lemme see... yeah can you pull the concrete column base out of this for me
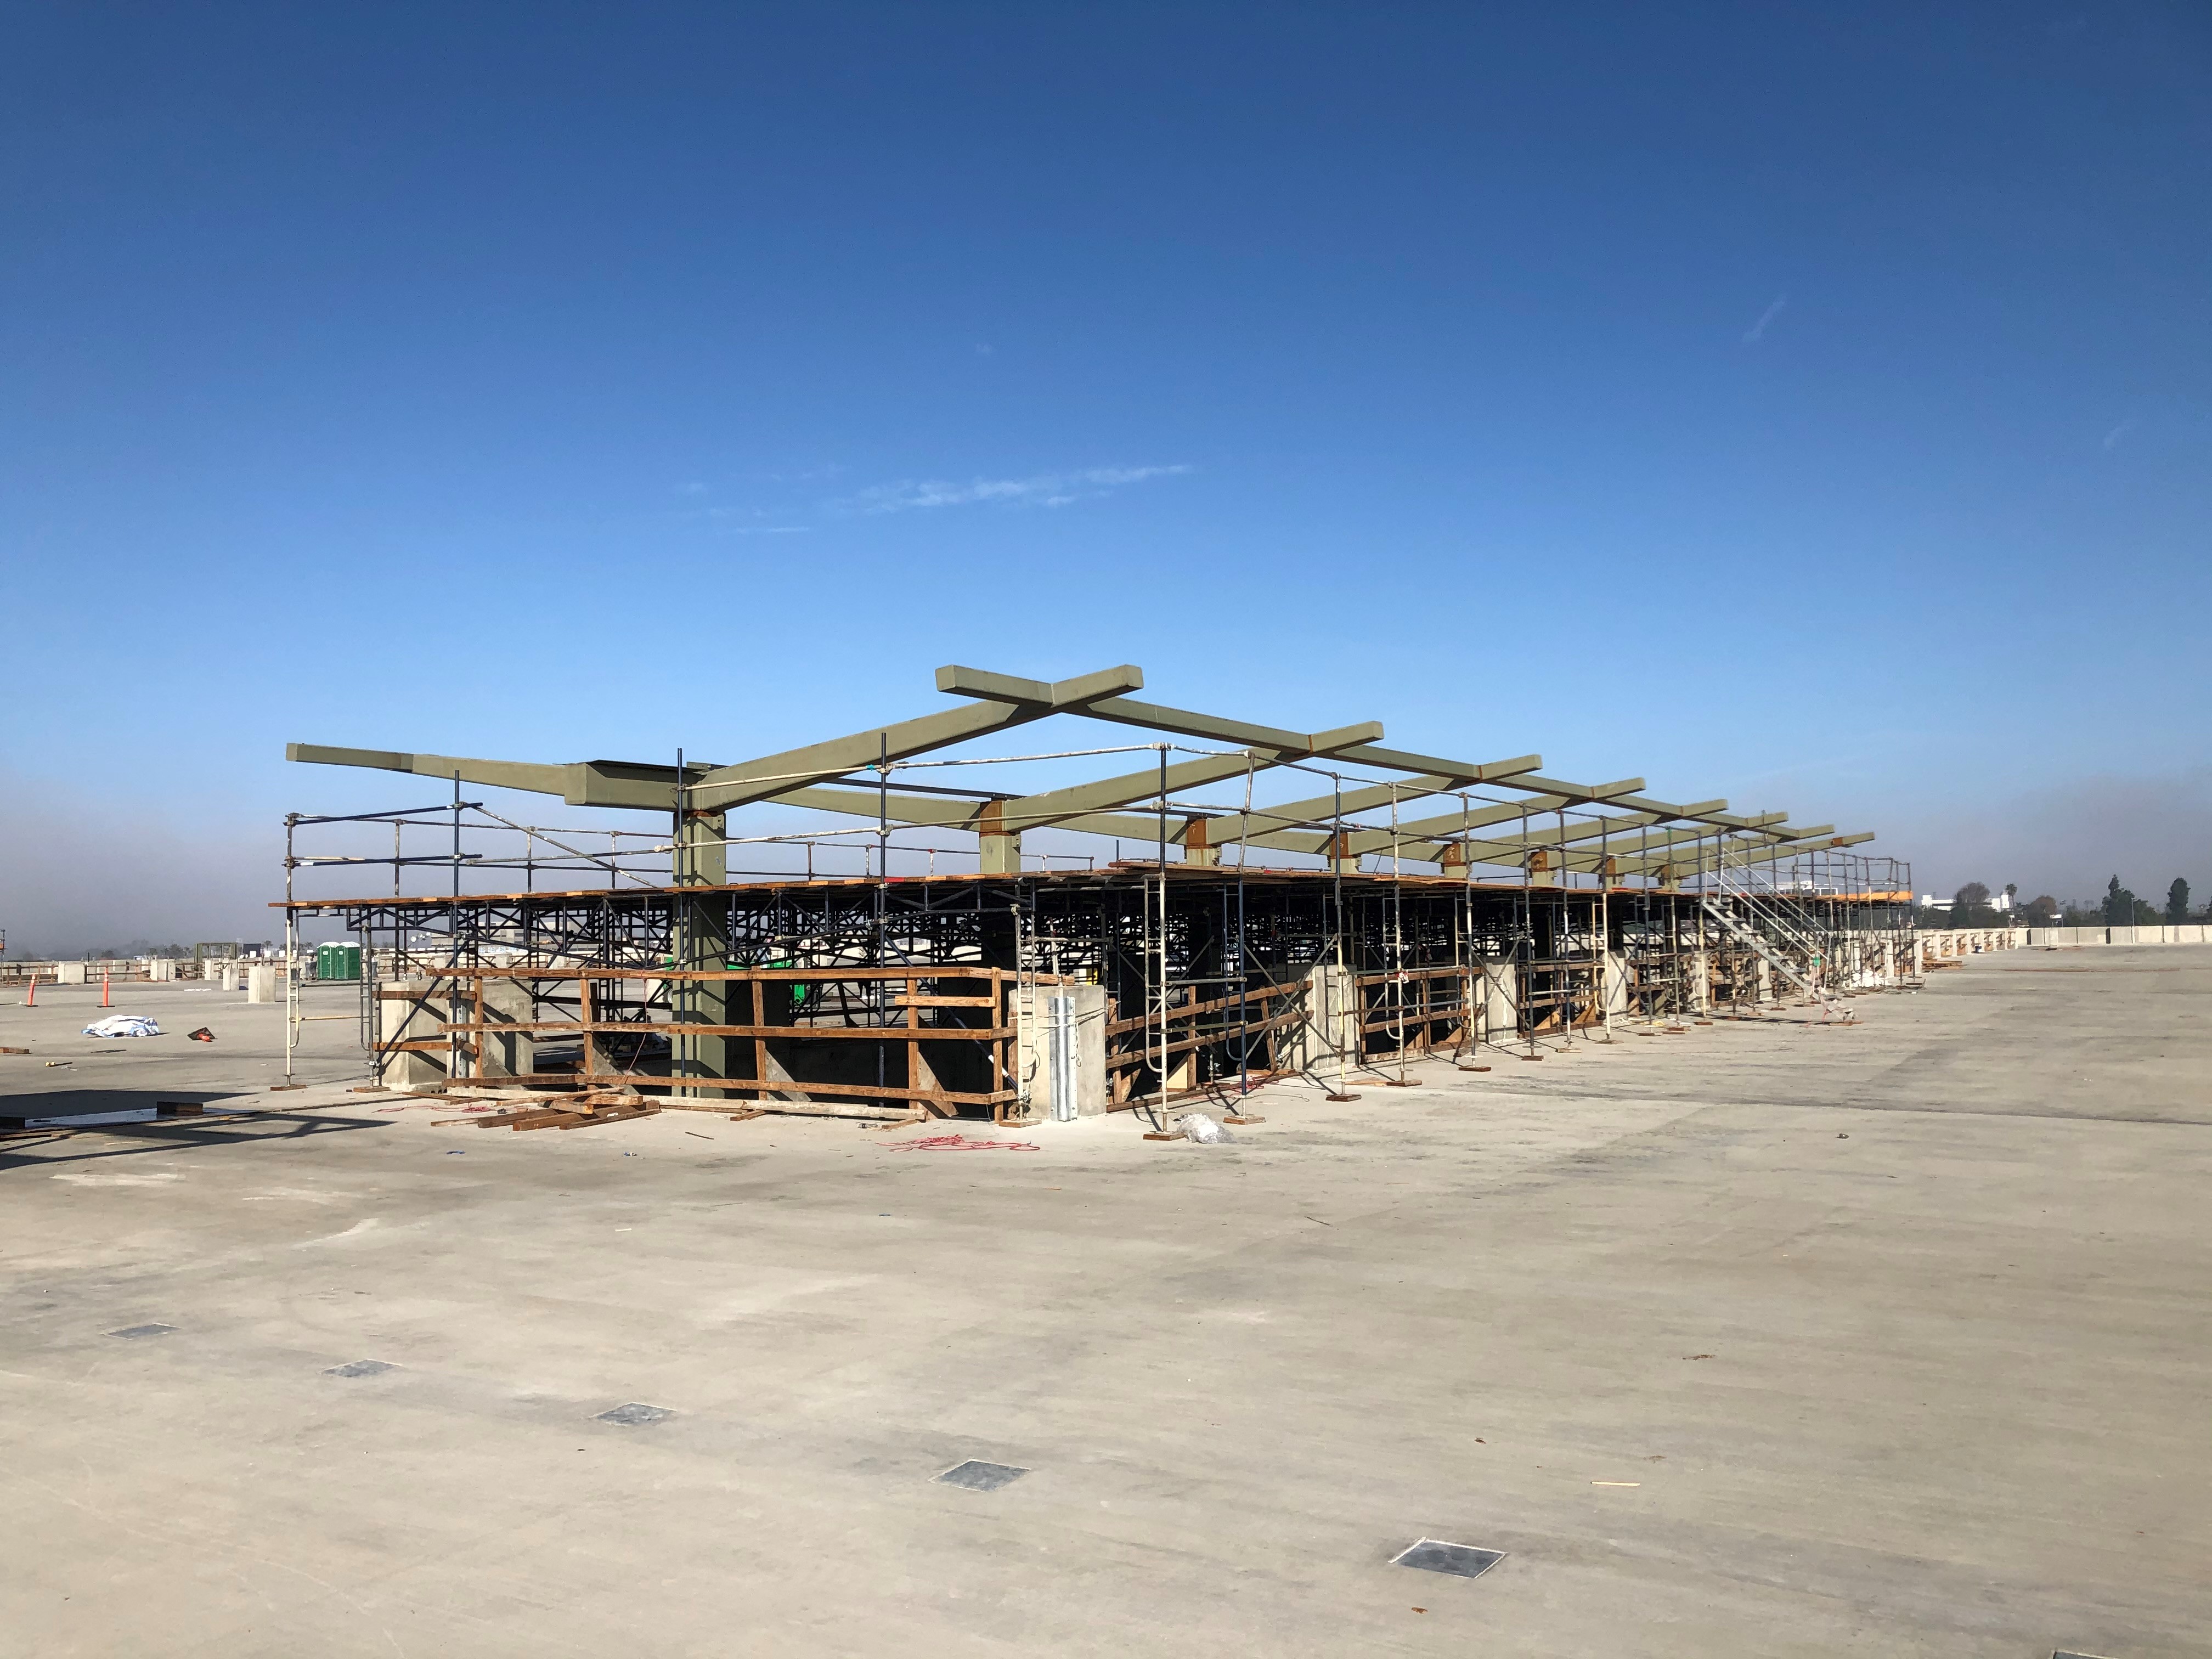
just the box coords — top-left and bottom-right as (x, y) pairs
(1013, 981), (1108, 1119)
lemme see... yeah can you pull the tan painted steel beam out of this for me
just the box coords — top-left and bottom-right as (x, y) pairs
(1607, 825), (1848, 878)
(1181, 771), (1624, 854)
(1409, 811), (1779, 875)
(1336, 793), (1728, 864)
(686, 663), (1145, 812)
(988, 729), (1381, 835)
(285, 744), (689, 811)
(935, 664), (1546, 789)
(769, 785), (1165, 843)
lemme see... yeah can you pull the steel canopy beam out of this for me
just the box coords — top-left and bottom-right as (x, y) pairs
(685, 663), (1145, 812)
(285, 744), (688, 811)
(1420, 812), (1782, 876)
(1607, 826), (1848, 878)
(1340, 792), (1725, 864)
(987, 727), (1383, 835)
(935, 665), (1546, 789)
(1177, 769), (1602, 854)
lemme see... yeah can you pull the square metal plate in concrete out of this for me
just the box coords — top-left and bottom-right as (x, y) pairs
(325, 1359), (396, 1378)
(106, 1324), (176, 1340)
(1393, 1538), (1505, 1579)
(595, 1402), (673, 1426)
(935, 1460), (1029, 1492)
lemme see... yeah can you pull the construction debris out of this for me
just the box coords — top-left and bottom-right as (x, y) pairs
(432, 1091), (663, 1133)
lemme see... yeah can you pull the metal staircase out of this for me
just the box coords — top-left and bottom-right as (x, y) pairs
(1698, 881), (1850, 1022)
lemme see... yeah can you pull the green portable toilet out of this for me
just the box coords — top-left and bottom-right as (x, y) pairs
(315, 943), (363, 981)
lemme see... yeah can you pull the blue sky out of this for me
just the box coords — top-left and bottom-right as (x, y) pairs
(3, 4), (2208, 948)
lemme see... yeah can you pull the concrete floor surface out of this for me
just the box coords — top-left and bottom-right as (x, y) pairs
(1, 952), (2206, 1656)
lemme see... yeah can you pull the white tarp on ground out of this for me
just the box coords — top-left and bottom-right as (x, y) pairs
(82, 1015), (162, 1038)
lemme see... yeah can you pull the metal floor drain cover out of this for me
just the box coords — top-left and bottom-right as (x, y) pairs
(107, 1324), (176, 1340)
(596, 1402), (673, 1426)
(1393, 1538), (1505, 1579)
(325, 1359), (396, 1378)
(935, 1460), (1029, 1492)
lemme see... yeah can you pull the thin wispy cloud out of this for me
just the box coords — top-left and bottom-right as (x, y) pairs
(2102, 419), (2136, 451)
(842, 464), (1192, 515)
(729, 525), (812, 534)
(1742, 295), (1787, 345)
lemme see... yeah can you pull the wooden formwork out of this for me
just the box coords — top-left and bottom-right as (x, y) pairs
(381, 964), (1029, 1124)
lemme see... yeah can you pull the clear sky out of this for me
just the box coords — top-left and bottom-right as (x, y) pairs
(3, 4), (2208, 951)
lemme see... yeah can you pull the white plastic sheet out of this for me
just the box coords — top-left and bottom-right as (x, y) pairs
(82, 1015), (162, 1039)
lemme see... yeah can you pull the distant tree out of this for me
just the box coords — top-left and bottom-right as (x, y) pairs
(2022, 894), (2059, 924)
(2103, 876), (2138, 927)
(2167, 878), (2191, 924)
(2132, 897), (2160, 926)
(1952, 881), (1992, 927)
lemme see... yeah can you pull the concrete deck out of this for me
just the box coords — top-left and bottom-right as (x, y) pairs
(2, 952), (2206, 1656)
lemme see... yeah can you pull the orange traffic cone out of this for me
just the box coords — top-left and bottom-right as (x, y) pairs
(101, 974), (112, 1008)
(24, 978), (35, 1007)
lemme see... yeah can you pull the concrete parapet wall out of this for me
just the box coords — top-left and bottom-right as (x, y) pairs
(2023, 925), (2210, 948)
(1917, 928), (2026, 960)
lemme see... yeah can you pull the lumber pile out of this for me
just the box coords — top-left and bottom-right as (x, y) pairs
(436, 1091), (662, 1132)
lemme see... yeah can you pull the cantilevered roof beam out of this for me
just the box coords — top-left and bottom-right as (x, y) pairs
(285, 744), (699, 811)
(1328, 792), (1725, 865)
(985, 730), (1384, 836)
(1606, 826), (1852, 878)
(1186, 772), (1636, 855)
(934, 665), (1546, 790)
(1422, 811), (1782, 876)
(949, 670), (1775, 838)
(685, 663), (1146, 812)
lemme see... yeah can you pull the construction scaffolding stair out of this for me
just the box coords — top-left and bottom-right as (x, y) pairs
(1698, 897), (1849, 1022)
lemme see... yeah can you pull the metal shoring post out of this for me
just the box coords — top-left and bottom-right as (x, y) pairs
(1520, 801), (1536, 1057)
(876, 732), (888, 1097)
(1555, 806), (1576, 1051)
(1697, 831), (1711, 1016)
(1154, 743), (1169, 1121)
(674, 747), (688, 1093)
(1599, 814), (1612, 1040)
(1459, 793), (1477, 1061)
(1389, 781), (1409, 1085)
(449, 771), (464, 1083)
(284, 814), (297, 1081)
(1235, 752), (1255, 1101)
(1638, 819), (1651, 1027)
(1326, 772), (1357, 1102)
